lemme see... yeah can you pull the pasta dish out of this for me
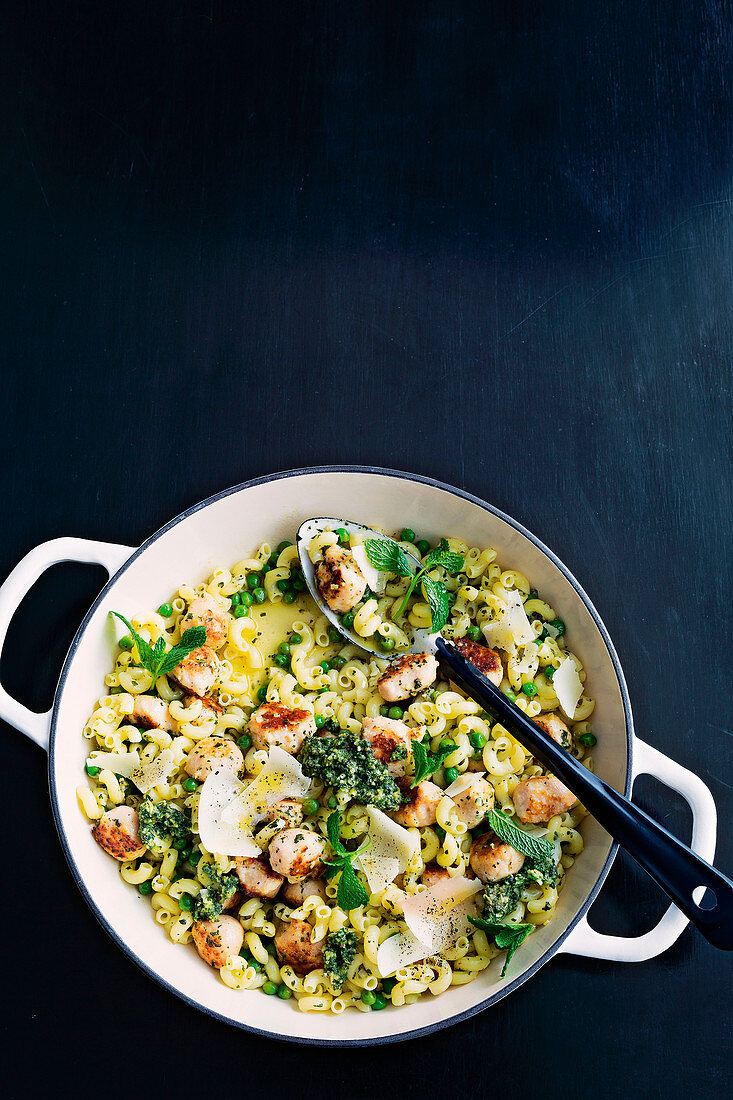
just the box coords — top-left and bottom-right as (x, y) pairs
(77, 523), (596, 1014)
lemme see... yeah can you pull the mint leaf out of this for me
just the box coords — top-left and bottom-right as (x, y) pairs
(486, 807), (555, 862)
(326, 809), (347, 856)
(425, 540), (465, 575)
(411, 739), (455, 786)
(111, 612), (206, 680)
(155, 626), (207, 677)
(469, 915), (533, 976)
(335, 859), (370, 911)
(363, 538), (414, 577)
(421, 575), (451, 633)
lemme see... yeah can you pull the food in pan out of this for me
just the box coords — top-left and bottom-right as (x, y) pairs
(77, 524), (596, 1013)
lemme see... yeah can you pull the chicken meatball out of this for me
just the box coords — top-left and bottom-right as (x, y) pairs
(192, 916), (244, 968)
(315, 545), (367, 613)
(282, 877), (328, 906)
(274, 918), (326, 974)
(513, 775), (577, 823)
(249, 703), (316, 755)
(533, 712), (572, 750)
(377, 652), (439, 702)
(184, 733), (244, 783)
(268, 829), (325, 881)
(470, 834), (526, 882)
(393, 781), (443, 827)
(178, 594), (230, 650)
(92, 806), (146, 861)
(171, 646), (219, 696)
(234, 856), (284, 899)
(450, 776), (495, 828)
(362, 715), (419, 778)
(453, 639), (503, 686)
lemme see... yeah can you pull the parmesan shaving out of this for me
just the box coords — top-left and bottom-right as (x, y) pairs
(130, 748), (176, 794)
(483, 591), (535, 653)
(401, 875), (483, 951)
(355, 806), (419, 893)
(198, 766), (260, 858)
(443, 771), (485, 799)
(86, 750), (140, 778)
(222, 746), (310, 829)
(350, 543), (387, 594)
(552, 656), (583, 719)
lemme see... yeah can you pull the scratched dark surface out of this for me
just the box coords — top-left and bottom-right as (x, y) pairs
(2, 1), (731, 1095)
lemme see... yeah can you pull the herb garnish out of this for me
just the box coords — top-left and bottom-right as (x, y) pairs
(485, 807), (555, 862)
(111, 612), (206, 679)
(363, 537), (464, 633)
(410, 739), (456, 786)
(468, 915), (534, 976)
(322, 811), (371, 911)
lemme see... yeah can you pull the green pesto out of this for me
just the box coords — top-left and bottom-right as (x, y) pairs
(480, 853), (559, 923)
(138, 798), (191, 854)
(322, 928), (358, 990)
(299, 729), (400, 810)
(193, 862), (239, 922)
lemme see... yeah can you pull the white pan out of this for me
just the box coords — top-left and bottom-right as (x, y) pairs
(0, 467), (717, 1045)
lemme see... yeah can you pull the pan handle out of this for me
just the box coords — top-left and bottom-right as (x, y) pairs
(0, 538), (134, 751)
(558, 738), (717, 961)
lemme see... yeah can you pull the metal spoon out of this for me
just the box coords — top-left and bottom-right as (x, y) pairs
(297, 516), (733, 950)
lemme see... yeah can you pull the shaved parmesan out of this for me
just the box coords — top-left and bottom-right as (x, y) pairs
(376, 875), (482, 977)
(130, 748), (177, 793)
(86, 750), (140, 777)
(402, 875), (483, 950)
(483, 592), (535, 653)
(552, 656), (583, 719)
(355, 806), (419, 893)
(198, 766), (260, 857)
(514, 644), (539, 678)
(222, 746), (310, 830)
(443, 771), (485, 799)
(351, 543), (387, 594)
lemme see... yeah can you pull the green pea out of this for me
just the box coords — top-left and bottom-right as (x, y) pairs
(277, 984), (292, 999)
(257, 684), (269, 702)
(262, 981), (278, 996)
(469, 731), (487, 751)
(119, 635), (133, 650)
(328, 627), (341, 643)
(416, 539), (430, 556)
(249, 958), (263, 972)
(157, 603), (173, 617)
(138, 880), (153, 895)
(233, 605), (248, 619)
(466, 625), (482, 642)
(544, 666), (555, 681)
(230, 591), (242, 606)
(379, 635), (395, 651)
(277, 540), (293, 553)
(247, 573), (262, 590)
(177, 847), (192, 863)
(332, 655), (346, 670)
(292, 578), (306, 592)
(318, 686), (329, 694)
(303, 799), (319, 816)
(400, 528), (415, 543)
(109, 686), (123, 694)
(387, 706), (403, 720)
(320, 660), (331, 672)
(238, 733), (252, 752)
(521, 682), (537, 697)
(274, 654), (289, 668)
(372, 992), (387, 1010)
(336, 528), (350, 544)
(381, 977), (397, 995)
(173, 836), (188, 850)
(328, 796), (338, 809)
(85, 764), (101, 776)
(283, 591), (296, 604)
(444, 766), (459, 784)
(503, 688), (517, 702)
(315, 715), (325, 728)
(268, 553), (279, 568)
(435, 824), (446, 839)
(341, 612), (355, 628)
(178, 893), (193, 911)
(379, 705), (390, 717)
(252, 587), (266, 604)
(579, 732), (597, 747)
(291, 632), (303, 645)
(278, 642), (291, 656)
(551, 619), (566, 636)
(183, 777), (198, 792)
(361, 990), (376, 1006)
(276, 578), (292, 593)
(440, 739), (457, 752)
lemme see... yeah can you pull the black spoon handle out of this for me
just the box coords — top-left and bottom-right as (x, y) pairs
(436, 637), (733, 950)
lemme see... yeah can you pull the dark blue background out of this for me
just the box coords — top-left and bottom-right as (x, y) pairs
(2, 3), (731, 1095)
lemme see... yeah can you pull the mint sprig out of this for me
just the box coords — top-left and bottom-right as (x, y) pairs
(363, 536), (464, 633)
(410, 739), (455, 786)
(322, 811), (371, 911)
(111, 611), (207, 680)
(469, 915), (533, 976)
(485, 806), (555, 862)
